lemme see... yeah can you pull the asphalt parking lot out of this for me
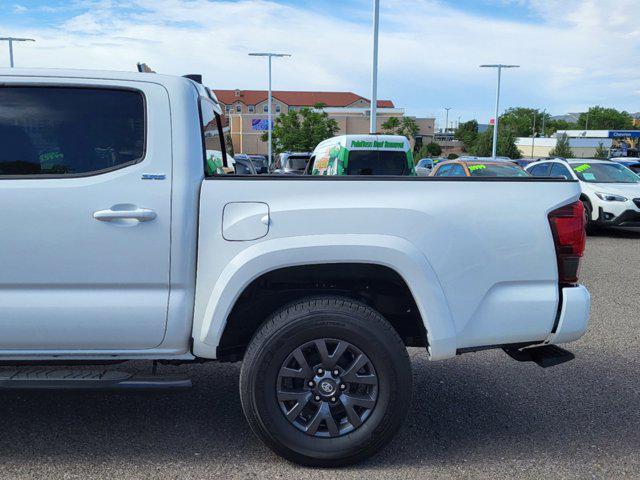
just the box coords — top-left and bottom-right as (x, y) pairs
(0, 230), (638, 480)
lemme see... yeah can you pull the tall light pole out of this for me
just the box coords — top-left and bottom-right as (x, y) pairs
(480, 64), (520, 158)
(248, 52), (291, 166)
(531, 111), (536, 158)
(370, 0), (380, 134)
(443, 107), (451, 133)
(0, 37), (35, 67)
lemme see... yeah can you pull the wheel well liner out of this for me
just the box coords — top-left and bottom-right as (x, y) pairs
(216, 263), (426, 361)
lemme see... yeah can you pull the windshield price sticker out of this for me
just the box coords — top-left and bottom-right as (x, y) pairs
(574, 164), (591, 173)
(468, 164), (486, 172)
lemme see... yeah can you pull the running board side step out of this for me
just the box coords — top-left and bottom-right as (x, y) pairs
(0, 369), (192, 390)
(503, 344), (575, 368)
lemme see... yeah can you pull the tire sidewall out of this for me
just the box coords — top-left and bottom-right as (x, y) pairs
(242, 304), (411, 465)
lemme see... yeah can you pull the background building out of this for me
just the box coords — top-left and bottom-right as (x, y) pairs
(213, 89), (434, 155)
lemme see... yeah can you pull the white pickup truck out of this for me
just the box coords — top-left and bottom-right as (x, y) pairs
(0, 69), (590, 466)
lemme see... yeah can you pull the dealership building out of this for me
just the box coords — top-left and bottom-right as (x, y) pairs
(516, 130), (640, 158)
(213, 89), (435, 155)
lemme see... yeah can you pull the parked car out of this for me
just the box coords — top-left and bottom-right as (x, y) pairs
(248, 154), (269, 173)
(526, 158), (640, 229)
(431, 160), (530, 177)
(415, 158), (435, 176)
(235, 154), (268, 174)
(271, 151), (311, 175)
(0, 68), (590, 467)
(307, 134), (416, 176)
(233, 155), (258, 175)
(610, 158), (640, 175)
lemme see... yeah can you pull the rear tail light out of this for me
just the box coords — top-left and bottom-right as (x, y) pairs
(548, 201), (586, 284)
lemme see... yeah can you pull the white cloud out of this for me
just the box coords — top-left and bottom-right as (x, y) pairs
(1, 0), (638, 122)
(12, 4), (28, 13)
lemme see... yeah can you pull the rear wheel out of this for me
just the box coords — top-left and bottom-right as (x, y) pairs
(239, 296), (412, 467)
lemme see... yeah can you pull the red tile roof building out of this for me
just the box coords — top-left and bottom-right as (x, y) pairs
(214, 89), (395, 112)
(210, 89), (434, 156)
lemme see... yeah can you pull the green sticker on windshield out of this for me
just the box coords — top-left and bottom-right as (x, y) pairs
(468, 164), (486, 172)
(574, 163), (591, 173)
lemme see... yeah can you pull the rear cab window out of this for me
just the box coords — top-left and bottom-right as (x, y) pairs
(346, 150), (410, 175)
(0, 87), (145, 176)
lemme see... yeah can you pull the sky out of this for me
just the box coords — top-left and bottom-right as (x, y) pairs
(1, 0), (639, 129)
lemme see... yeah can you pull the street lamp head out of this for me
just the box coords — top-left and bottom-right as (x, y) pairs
(248, 52), (291, 58)
(0, 37), (35, 42)
(480, 64), (520, 68)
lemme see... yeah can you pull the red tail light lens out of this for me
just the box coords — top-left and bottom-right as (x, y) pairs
(548, 201), (586, 284)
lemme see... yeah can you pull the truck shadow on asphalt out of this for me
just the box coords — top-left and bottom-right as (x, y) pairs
(589, 228), (640, 239)
(0, 350), (637, 469)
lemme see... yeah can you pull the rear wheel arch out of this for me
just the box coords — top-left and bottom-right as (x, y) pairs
(216, 263), (428, 362)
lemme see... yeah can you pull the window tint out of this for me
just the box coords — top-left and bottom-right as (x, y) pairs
(528, 163), (551, 176)
(0, 87), (144, 176)
(449, 164), (467, 177)
(550, 163), (571, 179)
(468, 163), (529, 177)
(571, 162), (640, 184)
(346, 150), (409, 175)
(434, 164), (452, 176)
(201, 97), (231, 176)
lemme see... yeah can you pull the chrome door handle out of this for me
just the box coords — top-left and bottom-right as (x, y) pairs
(93, 207), (157, 222)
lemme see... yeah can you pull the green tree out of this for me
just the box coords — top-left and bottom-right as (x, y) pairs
(381, 116), (419, 140)
(500, 107), (551, 138)
(578, 106), (634, 130)
(497, 130), (522, 159)
(546, 118), (574, 136)
(263, 106), (339, 153)
(470, 126), (521, 159)
(397, 116), (420, 140)
(549, 133), (574, 158)
(447, 153), (459, 160)
(594, 142), (609, 159)
(416, 142), (442, 159)
(381, 117), (400, 134)
(454, 120), (478, 152)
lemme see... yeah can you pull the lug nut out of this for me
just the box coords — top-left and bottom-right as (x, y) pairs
(317, 368), (324, 375)
(330, 397), (336, 402)
(314, 395), (321, 402)
(308, 381), (315, 387)
(333, 369), (339, 376)
(340, 383), (346, 390)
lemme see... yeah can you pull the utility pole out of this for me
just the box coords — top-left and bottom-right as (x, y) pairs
(0, 37), (35, 67)
(531, 111), (536, 158)
(541, 109), (546, 137)
(480, 64), (520, 159)
(444, 107), (451, 134)
(370, 0), (380, 134)
(585, 110), (590, 131)
(248, 52), (291, 167)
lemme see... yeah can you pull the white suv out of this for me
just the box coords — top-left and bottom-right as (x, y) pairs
(526, 159), (640, 230)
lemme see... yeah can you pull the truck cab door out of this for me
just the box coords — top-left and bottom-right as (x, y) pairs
(0, 81), (172, 352)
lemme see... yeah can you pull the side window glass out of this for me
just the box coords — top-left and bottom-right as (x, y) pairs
(550, 163), (570, 179)
(529, 163), (551, 176)
(435, 164), (452, 176)
(0, 87), (145, 176)
(450, 164), (466, 177)
(201, 98), (231, 176)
